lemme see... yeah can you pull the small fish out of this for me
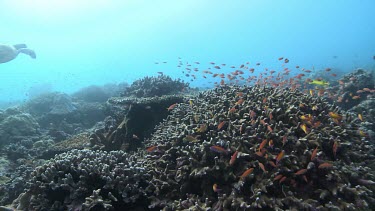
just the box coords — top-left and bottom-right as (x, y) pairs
(196, 124), (208, 133)
(279, 176), (287, 184)
(132, 134), (140, 140)
(239, 168), (254, 181)
(302, 175), (308, 183)
(294, 168), (308, 175)
(235, 98), (245, 105)
(309, 80), (330, 86)
(229, 151), (238, 165)
(278, 57), (284, 60)
(258, 162), (267, 173)
(217, 121), (226, 130)
(258, 139), (268, 151)
(274, 174), (283, 181)
(276, 150), (285, 165)
(318, 162), (333, 169)
(268, 161), (277, 168)
(146, 146), (157, 153)
(282, 135), (288, 146)
(210, 145), (228, 154)
(189, 99), (194, 107)
(325, 68), (331, 72)
(333, 141), (338, 157)
(309, 89), (314, 96)
(359, 130), (368, 137)
(311, 146), (318, 161)
(212, 183), (221, 192)
(268, 139), (274, 148)
(214, 65), (221, 69)
(183, 135), (199, 143)
(300, 123), (309, 134)
(167, 103), (177, 111)
(328, 112), (342, 120)
(284, 58), (289, 63)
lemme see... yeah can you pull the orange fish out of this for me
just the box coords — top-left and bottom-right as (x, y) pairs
(229, 151), (238, 165)
(212, 183), (221, 192)
(333, 141), (338, 157)
(318, 162), (333, 169)
(258, 162), (267, 173)
(274, 174), (283, 181)
(240, 168), (254, 180)
(235, 98), (245, 105)
(217, 121), (226, 130)
(279, 176), (287, 184)
(276, 150), (285, 165)
(258, 139), (268, 151)
(294, 168), (308, 175)
(311, 147), (318, 161)
(146, 146), (157, 152)
(228, 107), (237, 114)
(167, 103), (177, 111)
(268, 139), (274, 148)
(268, 161), (277, 168)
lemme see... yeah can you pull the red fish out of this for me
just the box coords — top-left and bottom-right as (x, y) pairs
(212, 183), (221, 192)
(229, 151), (238, 165)
(258, 139), (268, 151)
(276, 150), (285, 165)
(217, 121), (226, 130)
(239, 168), (254, 181)
(258, 162), (267, 173)
(167, 103), (177, 111)
(333, 141), (338, 157)
(318, 162), (333, 169)
(294, 168), (308, 175)
(274, 174), (283, 181)
(311, 146), (318, 161)
(146, 146), (157, 152)
(210, 145), (228, 154)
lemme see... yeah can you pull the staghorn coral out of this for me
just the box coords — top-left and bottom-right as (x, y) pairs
(122, 75), (189, 98)
(11, 149), (151, 210)
(144, 85), (375, 210)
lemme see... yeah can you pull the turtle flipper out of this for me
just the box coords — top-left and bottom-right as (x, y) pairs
(19, 48), (36, 59)
(13, 44), (27, 50)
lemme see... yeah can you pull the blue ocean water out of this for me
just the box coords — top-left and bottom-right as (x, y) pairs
(1, 0), (374, 105)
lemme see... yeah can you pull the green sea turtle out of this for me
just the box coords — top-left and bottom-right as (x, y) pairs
(0, 43), (36, 64)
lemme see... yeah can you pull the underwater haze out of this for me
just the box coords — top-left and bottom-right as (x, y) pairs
(1, 0), (375, 105)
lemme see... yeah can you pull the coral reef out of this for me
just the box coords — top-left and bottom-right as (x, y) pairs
(331, 69), (374, 110)
(122, 75), (189, 98)
(90, 95), (184, 151)
(144, 85), (375, 210)
(0, 108), (40, 146)
(1, 82), (374, 210)
(11, 149), (150, 210)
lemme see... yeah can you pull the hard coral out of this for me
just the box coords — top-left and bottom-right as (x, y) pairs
(122, 75), (189, 98)
(144, 85), (375, 210)
(13, 149), (150, 210)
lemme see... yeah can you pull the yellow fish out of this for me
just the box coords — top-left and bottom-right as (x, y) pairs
(309, 80), (330, 86)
